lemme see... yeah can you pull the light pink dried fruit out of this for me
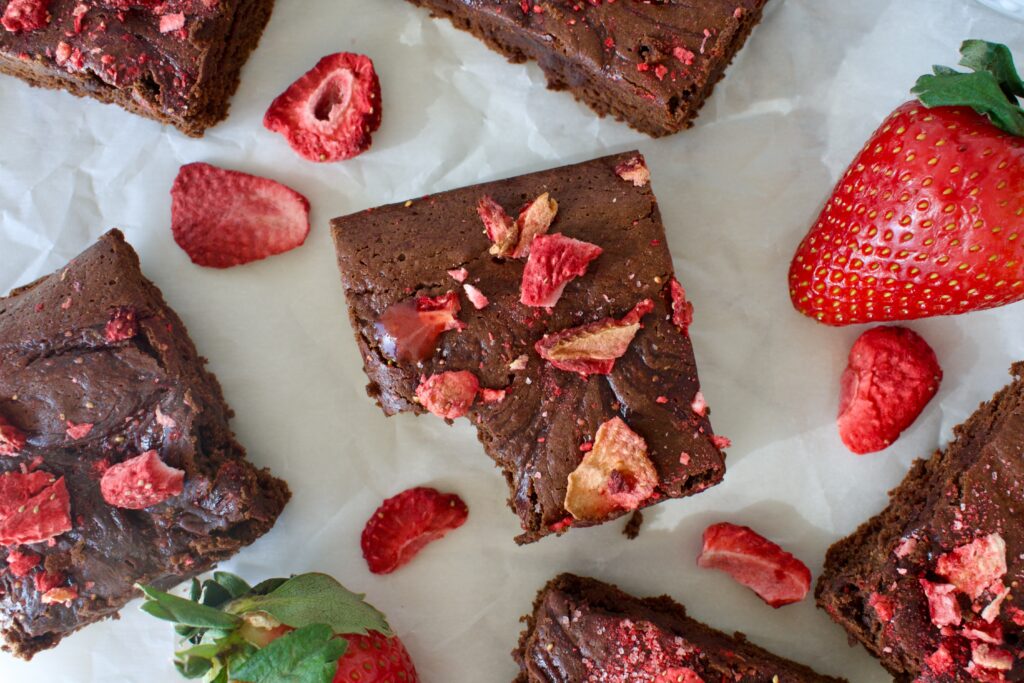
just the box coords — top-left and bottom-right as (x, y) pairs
(376, 292), (463, 363)
(5, 548), (40, 577)
(655, 670), (703, 683)
(0, 473), (72, 546)
(415, 371), (480, 419)
(447, 267), (468, 283)
(936, 533), (1007, 600)
(564, 417), (657, 522)
(105, 306), (138, 342)
(535, 300), (654, 375)
(0, 416), (26, 456)
(481, 193), (559, 258)
(41, 586), (78, 605)
(34, 570), (64, 593)
(520, 233), (603, 308)
(669, 278), (694, 333)
(972, 642), (1013, 671)
(614, 155), (651, 187)
(479, 196), (518, 257)
(868, 592), (894, 621)
(511, 193), (559, 258)
(158, 11), (183, 32)
(480, 388), (506, 404)
(920, 579), (961, 627)
(963, 619), (1004, 644)
(924, 645), (955, 675)
(463, 284), (489, 310)
(65, 422), (93, 440)
(100, 451), (185, 509)
(1, 0), (51, 32)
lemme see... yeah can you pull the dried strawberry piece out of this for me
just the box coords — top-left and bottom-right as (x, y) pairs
(511, 193), (559, 258)
(100, 451), (185, 509)
(0, 472), (72, 546)
(481, 193), (559, 258)
(463, 284), (489, 310)
(376, 292), (463, 363)
(41, 586), (78, 605)
(34, 569), (64, 593)
(480, 388), (506, 404)
(158, 12), (184, 32)
(415, 371), (479, 419)
(868, 592), (894, 621)
(669, 278), (694, 333)
(1, 0), (51, 32)
(971, 643), (1014, 673)
(479, 196), (518, 257)
(920, 579), (962, 627)
(65, 422), (93, 440)
(837, 326), (942, 454)
(564, 417), (657, 522)
(655, 670), (703, 683)
(171, 162), (311, 268)
(520, 233), (603, 308)
(936, 533), (1007, 600)
(615, 155), (651, 187)
(447, 267), (468, 283)
(5, 548), (40, 577)
(924, 645), (956, 675)
(963, 618), (1004, 644)
(361, 486), (468, 574)
(0, 416), (26, 456)
(697, 523), (812, 608)
(264, 52), (382, 163)
(105, 306), (138, 342)
(536, 299), (653, 375)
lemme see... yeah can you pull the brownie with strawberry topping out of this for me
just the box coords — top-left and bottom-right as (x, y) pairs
(331, 152), (727, 544)
(514, 573), (845, 682)
(817, 363), (1024, 680)
(0, 0), (277, 136)
(402, 0), (770, 137)
(0, 230), (289, 659)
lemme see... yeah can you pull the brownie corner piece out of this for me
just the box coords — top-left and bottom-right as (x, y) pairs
(0, 0), (277, 136)
(403, 0), (770, 137)
(0, 229), (289, 659)
(816, 363), (1024, 680)
(331, 152), (726, 544)
(514, 573), (845, 682)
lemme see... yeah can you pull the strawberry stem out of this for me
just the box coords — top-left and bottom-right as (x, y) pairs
(912, 39), (1024, 137)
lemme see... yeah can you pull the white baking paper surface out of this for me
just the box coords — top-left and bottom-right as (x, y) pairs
(0, 0), (1022, 680)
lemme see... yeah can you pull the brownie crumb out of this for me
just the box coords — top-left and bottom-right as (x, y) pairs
(623, 510), (643, 540)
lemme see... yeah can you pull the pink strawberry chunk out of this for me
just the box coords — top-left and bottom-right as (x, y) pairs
(535, 299), (653, 375)
(936, 533), (1007, 600)
(361, 487), (468, 574)
(415, 371), (480, 419)
(1, 0), (50, 32)
(0, 416), (26, 456)
(376, 292), (464, 363)
(521, 233), (603, 307)
(0, 472), (72, 546)
(100, 451), (185, 509)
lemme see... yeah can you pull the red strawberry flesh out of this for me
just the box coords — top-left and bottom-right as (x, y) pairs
(171, 162), (311, 268)
(264, 52), (382, 163)
(415, 371), (479, 419)
(1, 0), (50, 32)
(0, 472), (72, 546)
(375, 292), (463, 363)
(837, 325), (942, 454)
(0, 416), (26, 456)
(521, 233), (603, 308)
(361, 486), (468, 575)
(100, 451), (185, 509)
(535, 299), (653, 375)
(333, 631), (419, 683)
(697, 522), (811, 608)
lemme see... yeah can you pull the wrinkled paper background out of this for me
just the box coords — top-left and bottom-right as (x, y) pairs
(1, 0), (1023, 680)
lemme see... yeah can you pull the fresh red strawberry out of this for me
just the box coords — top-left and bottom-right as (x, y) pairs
(838, 326), (942, 454)
(361, 487), (468, 574)
(521, 233), (603, 307)
(100, 451), (185, 509)
(264, 52), (382, 163)
(789, 40), (1024, 325)
(332, 630), (418, 683)
(376, 292), (464, 363)
(171, 162), (310, 268)
(697, 522), (811, 608)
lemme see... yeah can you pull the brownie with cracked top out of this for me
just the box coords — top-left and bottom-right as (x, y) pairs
(0, 0), (276, 136)
(514, 573), (846, 682)
(402, 0), (770, 137)
(331, 151), (726, 544)
(0, 229), (289, 659)
(817, 363), (1024, 681)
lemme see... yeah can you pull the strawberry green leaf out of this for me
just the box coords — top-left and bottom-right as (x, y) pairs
(225, 573), (392, 637)
(138, 584), (242, 629)
(250, 578), (288, 595)
(230, 624), (347, 683)
(214, 572), (252, 598)
(913, 70), (1024, 137)
(174, 656), (212, 680)
(960, 39), (1024, 98)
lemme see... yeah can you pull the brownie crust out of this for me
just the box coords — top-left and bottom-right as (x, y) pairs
(816, 363), (1024, 681)
(0, 230), (289, 658)
(0, 0), (276, 136)
(331, 152), (726, 543)
(514, 573), (845, 682)
(403, 0), (769, 137)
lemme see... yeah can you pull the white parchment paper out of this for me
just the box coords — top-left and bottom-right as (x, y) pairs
(1, 0), (1023, 680)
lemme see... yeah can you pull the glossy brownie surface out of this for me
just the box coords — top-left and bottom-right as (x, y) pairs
(0, 230), (289, 658)
(331, 152), (725, 543)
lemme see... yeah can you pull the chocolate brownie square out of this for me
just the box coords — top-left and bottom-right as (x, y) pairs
(0, 0), (277, 137)
(402, 0), (770, 137)
(514, 573), (845, 682)
(331, 152), (727, 544)
(0, 229), (289, 659)
(817, 363), (1024, 681)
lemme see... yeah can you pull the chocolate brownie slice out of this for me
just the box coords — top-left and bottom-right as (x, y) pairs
(0, 0), (276, 137)
(331, 152), (726, 544)
(403, 0), (769, 137)
(0, 229), (289, 659)
(514, 574), (845, 682)
(817, 363), (1024, 681)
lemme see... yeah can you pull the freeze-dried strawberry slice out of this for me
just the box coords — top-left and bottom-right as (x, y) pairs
(521, 233), (603, 308)
(479, 196), (518, 257)
(481, 193), (559, 258)
(463, 284), (489, 310)
(0, 472), (72, 546)
(837, 326), (942, 454)
(536, 299), (653, 375)
(105, 306), (138, 342)
(971, 643), (1014, 674)
(564, 417), (657, 522)
(615, 155), (651, 187)
(376, 292), (464, 363)
(936, 533), (1007, 600)
(264, 52), (382, 163)
(669, 278), (694, 333)
(0, 416), (26, 456)
(655, 670), (702, 683)
(415, 371), (479, 419)
(511, 193), (559, 258)
(361, 486), (468, 574)
(171, 162), (311, 268)
(5, 548), (40, 577)
(100, 451), (185, 509)
(920, 579), (962, 627)
(1, 0), (51, 32)
(697, 523), (811, 608)
(41, 586), (78, 605)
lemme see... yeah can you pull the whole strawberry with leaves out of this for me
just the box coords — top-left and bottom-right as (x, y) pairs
(789, 39), (1024, 325)
(140, 572), (418, 683)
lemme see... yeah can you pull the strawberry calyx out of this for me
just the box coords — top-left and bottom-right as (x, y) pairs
(913, 39), (1024, 137)
(140, 572), (396, 683)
